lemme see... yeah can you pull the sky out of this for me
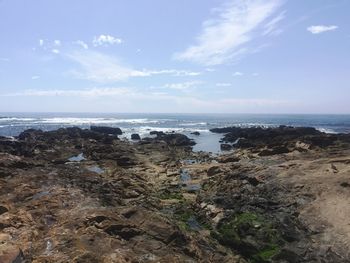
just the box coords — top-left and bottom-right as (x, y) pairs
(0, 0), (349, 114)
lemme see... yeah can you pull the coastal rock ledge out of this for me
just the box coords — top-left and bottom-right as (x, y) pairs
(0, 126), (349, 262)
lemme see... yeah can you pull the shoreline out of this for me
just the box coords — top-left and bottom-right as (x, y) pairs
(1, 126), (350, 262)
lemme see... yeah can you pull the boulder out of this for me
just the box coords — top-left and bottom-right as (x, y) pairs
(131, 134), (141, 140)
(191, 131), (200, 136)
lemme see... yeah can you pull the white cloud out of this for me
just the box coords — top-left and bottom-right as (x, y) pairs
(164, 81), (203, 90)
(39, 39), (44, 46)
(174, 0), (284, 65)
(31, 76), (40, 80)
(54, 40), (61, 46)
(52, 49), (60, 54)
(67, 50), (201, 83)
(216, 82), (232, 87)
(263, 11), (286, 36)
(93, 34), (123, 46)
(142, 69), (201, 77)
(233, 71), (243, 76)
(73, 40), (89, 49)
(307, 25), (338, 34)
(252, 72), (259, 76)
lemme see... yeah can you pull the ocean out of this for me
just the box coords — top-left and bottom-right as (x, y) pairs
(1, 113), (350, 153)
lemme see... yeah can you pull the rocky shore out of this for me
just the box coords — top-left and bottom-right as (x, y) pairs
(0, 126), (350, 262)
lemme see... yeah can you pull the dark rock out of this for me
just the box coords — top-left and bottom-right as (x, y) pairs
(207, 166), (222, 176)
(258, 146), (290, 156)
(0, 205), (8, 215)
(90, 126), (122, 135)
(218, 156), (240, 163)
(220, 144), (233, 151)
(131, 134), (141, 140)
(340, 182), (350, 188)
(274, 248), (301, 263)
(156, 133), (195, 146)
(150, 131), (165, 136)
(191, 131), (200, 136)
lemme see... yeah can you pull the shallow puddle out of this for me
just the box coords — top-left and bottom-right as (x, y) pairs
(86, 165), (104, 174)
(187, 216), (202, 231)
(179, 169), (201, 192)
(68, 153), (85, 162)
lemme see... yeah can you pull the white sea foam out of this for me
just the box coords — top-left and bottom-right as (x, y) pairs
(0, 117), (37, 122)
(180, 122), (207, 126)
(316, 127), (337, 134)
(38, 118), (162, 125)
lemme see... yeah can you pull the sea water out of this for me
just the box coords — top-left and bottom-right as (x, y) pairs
(1, 113), (349, 153)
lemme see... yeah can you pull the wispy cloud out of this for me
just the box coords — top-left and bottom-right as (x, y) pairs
(216, 82), (232, 87)
(0, 57), (9, 62)
(39, 39), (44, 47)
(73, 40), (89, 49)
(233, 71), (243, 76)
(307, 25), (338, 34)
(52, 49), (60, 54)
(263, 11), (286, 36)
(93, 34), (123, 46)
(31, 76), (40, 80)
(174, 0), (284, 65)
(67, 50), (201, 82)
(164, 81), (203, 90)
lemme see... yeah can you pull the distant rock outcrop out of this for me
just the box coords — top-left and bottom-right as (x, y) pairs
(90, 126), (122, 135)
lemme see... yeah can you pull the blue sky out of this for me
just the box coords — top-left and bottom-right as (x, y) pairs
(0, 0), (349, 113)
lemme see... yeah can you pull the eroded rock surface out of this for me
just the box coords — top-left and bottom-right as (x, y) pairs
(0, 126), (349, 262)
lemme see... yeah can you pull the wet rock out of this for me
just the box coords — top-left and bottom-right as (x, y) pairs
(220, 144), (233, 151)
(152, 133), (195, 146)
(191, 131), (200, 136)
(90, 126), (122, 135)
(131, 134), (141, 140)
(150, 131), (164, 136)
(210, 126), (338, 153)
